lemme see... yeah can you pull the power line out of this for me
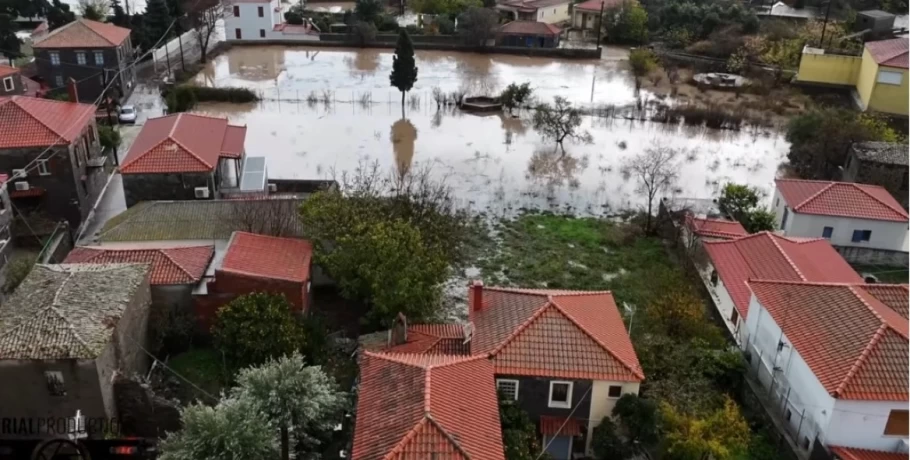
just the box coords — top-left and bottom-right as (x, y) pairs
(534, 385), (593, 460)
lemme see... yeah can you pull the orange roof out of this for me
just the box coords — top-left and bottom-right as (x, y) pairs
(220, 232), (311, 283)
(831, 446), (909, 460)
(0, 96), (95, 148)
(865, 38), (909, 69)
(539, 415), (585, 436)
(704, 232), (862, 318)
(775, 179), (908, 222)
(685, 214), (748, 240)
(33, 19), (131, 48)
(352, 352), (505, 460)
(382, 324), (471, 355)
(64, 246), (214, 285)
(121, 113), (247, 174)
(470, 287), (644, 381)
(574, 0), (622, 11)
(748, 281), (909, 401)
(0, 65), (19, 78)
(499, 20), (561, 36)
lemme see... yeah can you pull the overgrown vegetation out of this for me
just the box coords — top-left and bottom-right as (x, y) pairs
(98, 125), (122, 150)
(601, 0), (649, 44)
(212, 293), (306, 370)
(499, 82), (533, 115)
(499, 396), (543, 460)
(2, 254), (36, 294)
(628, 48), (657, 79)
(717, 183), (776, 233)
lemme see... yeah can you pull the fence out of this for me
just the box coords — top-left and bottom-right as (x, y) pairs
(150, 20), (226, 76)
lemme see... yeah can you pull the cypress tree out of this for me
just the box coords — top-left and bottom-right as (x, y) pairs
(389, 29), (418, 115)
(143, 0), (172, 46)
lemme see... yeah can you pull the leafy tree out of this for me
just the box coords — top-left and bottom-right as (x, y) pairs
(232, 353), (347, 460)
(603, 0), (648, 44)
(435, 15), (455, 34)
(717, 183), (776, 233)
(110, 0), (128, 25)
(78, 0), (109, 20)
(390, 29), (418, 114)
(284, 11), (303, 24)
(532, 96), (591, 155)
(46, 0), (76, 30)
(500, 82), (532, 115)
(143, 0), (173, 47)
(746, 208), (775, 233)
(613, 394), (659, 447)
(499, 395), (542, 460)
(591, 417), (633, 459)
(212, 292), (306, 369)
(0, 14), (22, 63)
(354, 0), (382, 23)
(165, 85), (197, 113)
(661, 397), (750, 460)
(620, 143), (681, 233)
(98, 125), (121, 150)
(628, 48), (656, 78)
(457, 7), (498, 47)
(159, 398), (277, 460)
(350, 20), (378, 46)
(411, 0), (481, 14)
(643, 290), (708, 340)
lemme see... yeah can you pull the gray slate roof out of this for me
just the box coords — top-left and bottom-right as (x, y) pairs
(852, 142), (909, 166)
(97, 199), (305, 243)
(0, 264), (150, 360)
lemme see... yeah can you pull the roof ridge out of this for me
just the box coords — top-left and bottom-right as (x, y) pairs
(833, 322), (887, 398)
(850, 182), (908, 219)
(548, 297), (645, 380)
(792, 181), (836, 210)
(167, 130), (216, 169)
(762, 233), (806, 280)
(159, 248), (198, 281)
(79, 19), (118, 46)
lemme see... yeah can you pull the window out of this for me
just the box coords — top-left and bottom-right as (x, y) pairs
(877, 70), (903, 85)
(50, 51), (60, 65)
(55, 75), (64, 87)
(775, 198), (779, 207)
(76, 51), (86, 65)
(235, 28), (242, 39)
(851, 230), (872, 242)
(496, 379), (519, 401)
(94, 51), (104, 65)
(37, 159), (49, 176)
(45, 371), (65, 396)
(233, 5), (240, 16)
(730, 308), (739, 324)
(710, 270), (718, 286)
(260, 29), (266, 38)
(885, 410), (908, 436)
(822, 227), (833, 239)
(607, 385), (622, 398)
(548, 381), (573, 409)
(2, 76), (12, 91)
(258, 5), (264, 16)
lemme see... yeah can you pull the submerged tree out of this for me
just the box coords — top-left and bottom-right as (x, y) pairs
(621, 143), (682, 233)
(390, 29), (418, 115)
(532, 96), (592, 155)
(500, 82), (533, 115)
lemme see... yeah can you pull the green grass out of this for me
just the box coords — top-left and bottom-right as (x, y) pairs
(851, 264), (909, 284)
(168, 348), (230, 402)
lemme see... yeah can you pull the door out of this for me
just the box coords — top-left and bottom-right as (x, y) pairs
(781, 207), (789, 230)
(544, 435), (572, 460)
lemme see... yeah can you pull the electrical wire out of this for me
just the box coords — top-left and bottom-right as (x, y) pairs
(534, 385), (593, 460)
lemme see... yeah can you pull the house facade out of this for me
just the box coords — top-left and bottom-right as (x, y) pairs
(744, 281), (908, 454)
(0, 264), (151, 434)
(772, 179), (909, 265)
(0, 65), (25, 96)
(496, 0), (572, 24)
(842, 142), (909, 210)
(120, 113), (247, 207)
(0, 95), (114, 233)
(497, 21), (562, 48)
(571, 0), (621, 31)
(224, 0), (320, 41)
(32, 19), (135, 103)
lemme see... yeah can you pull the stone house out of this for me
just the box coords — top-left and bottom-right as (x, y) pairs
(0, 94), (114, 233)
(0, 65), (26, 96)
(120, 113), (247, 207)
(843, 142), (909, 210)
(32, 19), (135, 103)
(0, 263), (152, 436)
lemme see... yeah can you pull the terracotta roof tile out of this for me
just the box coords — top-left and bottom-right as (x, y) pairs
(33, 19), (131, 48)
(865, 38), (909, 69)
(0, 96), (95, 148)
(352, 352), (505, 460)
(748, 281), (909, 401)
(539, 415), (585, 436)
(499, 21), (562, 36)
(703, 232), (862, 317)
(775, 179), (908, 222)
(831, 446), (910, 460)
(0, 65), (19, 78)
(686, 214), (749, 240)
(121, 113), (247, 174)
(859, 284), (909, 319)
(220, 232), (311, 283)
(64, 245), (214, 285)
(574, 0), (622, 11)
(384, 324), (471, 355)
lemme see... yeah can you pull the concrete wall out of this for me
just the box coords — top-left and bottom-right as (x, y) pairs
(856, 48), (878, 112)
(122, 172), (215, 208)
(572, 9), (601, 29)
(827, 399), (910, 451)
(868, 65), (909, 116)
(586, 380), (640, 454)
(834, 245), (909, 266)
(536, 2), (570, 23)
(796, 47), (861, 86)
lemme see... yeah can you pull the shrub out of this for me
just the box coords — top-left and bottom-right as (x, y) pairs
(436, 15), (455, 34)
(184, 85), (259, 103)
(165, 85), (197, 113)
(628, 48), (656, 77)
(98, 125), (121, 149)
(212, 292), (306, 369)
(376, 14), (399, 32)
(2, 254), (35, 294)
(591, 418), (633, 459)
(405, 24), (423, 35)
(284, 11), (303, 24)
(349, 20), (378, 45)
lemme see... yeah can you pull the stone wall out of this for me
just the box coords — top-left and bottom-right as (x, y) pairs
(834, 245), (909, 267)
(122, 172), (215, 208)
(843, 157), (909, 210)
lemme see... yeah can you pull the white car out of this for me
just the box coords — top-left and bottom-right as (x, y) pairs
(118, 105), (137, 124)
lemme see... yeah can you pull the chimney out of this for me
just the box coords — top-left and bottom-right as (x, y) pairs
(388, 312), (408, 347)
(469, 279), (484, 315)
(66, 78), (78, 103)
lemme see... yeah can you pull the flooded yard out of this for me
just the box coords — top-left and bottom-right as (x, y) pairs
(191, 46), (790, 215)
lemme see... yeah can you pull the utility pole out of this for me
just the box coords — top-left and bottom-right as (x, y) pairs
(595, 0), (604, 47)
(178, 32), (186, 72)
(819, 0), (833, 47)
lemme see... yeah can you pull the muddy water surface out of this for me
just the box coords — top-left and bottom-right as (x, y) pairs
(194, 46), (789, 215)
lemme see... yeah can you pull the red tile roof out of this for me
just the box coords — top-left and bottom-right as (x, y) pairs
(499, 21), (562, 36)
(539, 416), (585, 436)
(686, 214), (749, 240)
(64, 245), (214, 285)
(0, 65), (19, 78)
(574, 0), (622, 11)
(352, 352), (505, 460)
(860, 284), (909, 319)
(121, 113), (247, 174)
(220, 232), (311, 283)
(33, 19), (131, 48)
(470, 287), (643, 381)
(704, 232), (862, 318)
(0, 96), (95, 148)
(384, 324), (472, 355)
(748, 280), (909, 401)
(775, 179), (908, 222)
(865, 38), (909, 69)
(831, 446), (909, 460)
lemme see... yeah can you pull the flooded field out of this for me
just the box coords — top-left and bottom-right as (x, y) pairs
(192, 46), (790, 215)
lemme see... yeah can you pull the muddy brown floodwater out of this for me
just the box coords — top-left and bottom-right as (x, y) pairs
(194, 46), (790, 215)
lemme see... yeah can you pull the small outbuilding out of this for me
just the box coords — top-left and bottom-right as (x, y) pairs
(497, 21), (562, 48)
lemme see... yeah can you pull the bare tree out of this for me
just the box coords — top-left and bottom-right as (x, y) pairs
(532, 96), (592, 156)
(457, 7), (499, 47)
(228, 198), (304, 237)
(621, 143), (684, 234)
(183, 0), (222, 64)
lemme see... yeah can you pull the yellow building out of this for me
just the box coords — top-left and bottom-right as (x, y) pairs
(796, 38), (908, 117)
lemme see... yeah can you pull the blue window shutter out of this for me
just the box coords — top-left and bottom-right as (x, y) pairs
(852, 230), (862, 242)
(823, 227), (833, 238)
(862, 230), (872, 241)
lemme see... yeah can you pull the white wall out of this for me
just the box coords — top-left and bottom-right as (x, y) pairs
(827, 399), (910, 451)
(536, 2), (570, 23)
(586, 381), (640, 455)
(787, 213), (908, 252)
(772, 188), (788, 230)
(225, 0), (280, 41)
(698, 259), (742, 343)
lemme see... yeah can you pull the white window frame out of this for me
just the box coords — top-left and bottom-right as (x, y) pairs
(548, 380), (573, 409)
(607, 385), (623, 399)
(2, 76), (12, 91)
(44, 370), (66, 396)
(76, 51), (86, 65)
(877, 70), (903, 85)
(54, 75), (64, 87)
(496, 379), (519, 401)
(50, 51), (60, 65)
(37, 159), (50, 176)
(94, 51), (104, 65)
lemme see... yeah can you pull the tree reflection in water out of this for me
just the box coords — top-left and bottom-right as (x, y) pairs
(527, 146), (589, 190)
(391, 118), (418, 179)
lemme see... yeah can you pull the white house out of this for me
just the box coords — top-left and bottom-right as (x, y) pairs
(701, 232), (862, 343)
(224, 0), (319, 41)
(745, 281), (909, 454)
(772, 179), (909, 265)
(496, 0), (572, 24)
